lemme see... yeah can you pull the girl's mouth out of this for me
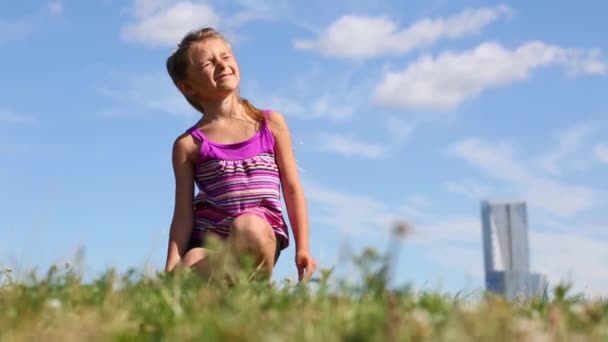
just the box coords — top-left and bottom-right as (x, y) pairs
(216, 74), (232, 80)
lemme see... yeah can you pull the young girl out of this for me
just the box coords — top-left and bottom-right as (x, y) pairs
(163, 27), (316, 281)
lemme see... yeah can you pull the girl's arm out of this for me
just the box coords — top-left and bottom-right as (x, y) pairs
(165, 137), (195, 272)
(268, 111), (316, 280)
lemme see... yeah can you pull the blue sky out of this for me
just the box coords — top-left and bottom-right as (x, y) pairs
(1, 0), (607, 297)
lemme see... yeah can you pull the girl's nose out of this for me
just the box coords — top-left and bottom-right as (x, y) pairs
(216, 60), (227, 70)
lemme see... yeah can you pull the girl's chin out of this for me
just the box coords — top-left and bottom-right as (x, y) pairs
(216, 82), (239, 91)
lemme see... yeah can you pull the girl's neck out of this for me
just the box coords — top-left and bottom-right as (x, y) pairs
(201, 94), (244, 121)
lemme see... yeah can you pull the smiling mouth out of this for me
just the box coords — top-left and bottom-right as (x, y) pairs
(216, 74), (232, 80)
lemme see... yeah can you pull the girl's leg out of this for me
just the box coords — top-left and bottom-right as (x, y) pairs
(179, 247), (214, 278)
(227, 214), (277, 278)
(179, 231), (227, 278)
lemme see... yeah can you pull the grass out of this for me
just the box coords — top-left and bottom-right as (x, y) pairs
(1, 246), (607, 342)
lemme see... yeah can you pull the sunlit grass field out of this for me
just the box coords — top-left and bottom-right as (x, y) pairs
(1, 244), (606, 342)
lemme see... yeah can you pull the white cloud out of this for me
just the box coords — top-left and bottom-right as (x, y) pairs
(305, 179), (608, 297)
(261, 96), (306, 117)
(446, 138), (528, 182)
(445, 179), (491, 200)
(428, 245), (485, 282)
(411, 216), (481, 244)
(0, 17), (38, 42)
(311, 96), (356, 121)
(121, 0), (289, 47)
(98, 72), (196, 117)
(524, 179), (597, 218)
(407, 205), (608, 297)
(319, 133), (387, 159)
(538, 123), (593, 175)
(260, 94), (356, 122)
(446, 137), (600, 218)
(48, 1), (64, 16)
(121, 1), (221, 47)
(225, 0), (289, 28)
(303, 179), (434, 238)
(1, 3), (65, 41)
(594, 143), (608, 164)
(530, 230), (608, 298)
(0, 110), (37, 124)
(417, 216), (608, 298)
(132, 0), (175, 17)
(294, 5), (513, 59)
(374, 42), (608, 111)
(384, 116), (416, 144)
(244, 68), (368, 122)
(564, 49), (608, 76)
(304, 181), (400, 235)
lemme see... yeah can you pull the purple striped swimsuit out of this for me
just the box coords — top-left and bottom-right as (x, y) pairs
(187, 109), (289, 250)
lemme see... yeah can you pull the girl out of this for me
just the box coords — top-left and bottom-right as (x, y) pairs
(163, 27), (316, 281)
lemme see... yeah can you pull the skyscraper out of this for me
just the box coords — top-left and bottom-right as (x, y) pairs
(481, 200), (547, 299)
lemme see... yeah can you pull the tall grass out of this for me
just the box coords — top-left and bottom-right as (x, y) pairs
(1, 225), (607, 341)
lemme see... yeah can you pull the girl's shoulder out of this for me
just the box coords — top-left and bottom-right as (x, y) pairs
(264, 110), (289, 136)
(172, 129), (201, 165)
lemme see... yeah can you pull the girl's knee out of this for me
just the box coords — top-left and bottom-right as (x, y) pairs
(181, 247), (207, 268)
(228, 215), (276, 265)
(230, 215), (274, 247)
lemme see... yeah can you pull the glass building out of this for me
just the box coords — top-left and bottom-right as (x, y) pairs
(481, 200), (548, 299)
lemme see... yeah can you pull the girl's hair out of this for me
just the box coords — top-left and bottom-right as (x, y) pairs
(166, 27), (265, 122)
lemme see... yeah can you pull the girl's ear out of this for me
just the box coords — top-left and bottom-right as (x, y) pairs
(177, 80), (196, 97)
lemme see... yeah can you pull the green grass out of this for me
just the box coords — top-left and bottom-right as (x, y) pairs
(1, 249), (607, 342)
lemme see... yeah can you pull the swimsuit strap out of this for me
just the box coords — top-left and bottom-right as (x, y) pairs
(187, 126), (205, 141)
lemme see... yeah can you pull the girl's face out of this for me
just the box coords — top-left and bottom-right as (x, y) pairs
(182, 37), (240, 102)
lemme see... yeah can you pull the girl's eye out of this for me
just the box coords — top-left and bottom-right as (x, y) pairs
(223, 55), (231, 60)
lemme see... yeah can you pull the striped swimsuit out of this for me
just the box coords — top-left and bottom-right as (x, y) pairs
(187, 109), (289, 251)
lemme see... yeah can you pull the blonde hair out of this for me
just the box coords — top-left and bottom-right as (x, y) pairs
(166, 27), (265, 121)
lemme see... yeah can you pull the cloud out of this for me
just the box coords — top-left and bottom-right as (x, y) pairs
(294, 5), (513, 59)
(445, 137), (600, 218)
(444, 179), (491, 200)
(305, 179), (608, 297)
(411, 216), (481, 244)
(48, 1), (64, 16)
(530, 230), (608, 298)
(538, 123), (593, 175)
(1, 3), (64, 42)
(98, 71), (196, 117)
(121, 0), (289, 47)
(0, 17), (38, 42)
(304, 181), (400, 235)
(132, 0), (175, 17)
(225, 0), (289, 27)
(303, 179), (434, 237)
(319, 133), (388, 159)
(446, 138), (528, 182)
(406, 201), (608, 297)
(244, 68), (369, 122)
(0, 110), (37, 124)
(524, 179), (597, 219)
(258, 94), (356, 122)
(594, 143), (608, 164)
(121, 1), (221, 47)
(417, 215), (608, 298)
(374, 42), (608, 112)
(384, 116), (416, 145)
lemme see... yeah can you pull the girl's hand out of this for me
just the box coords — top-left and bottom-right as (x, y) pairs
(295, 250), (317, 281)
